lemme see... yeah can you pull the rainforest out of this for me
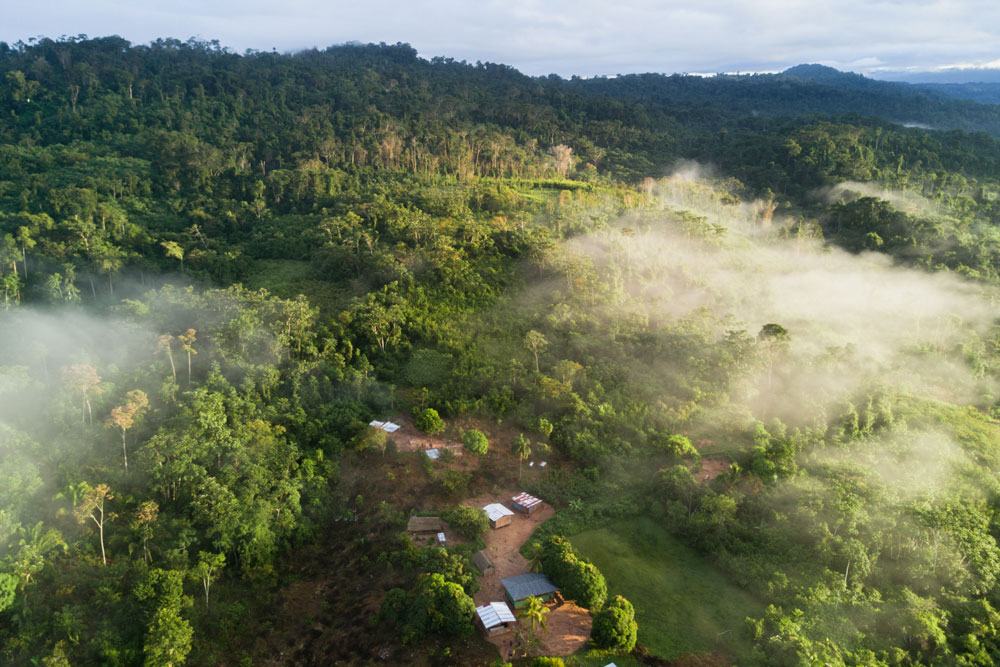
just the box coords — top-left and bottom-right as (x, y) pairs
(4, 36), (1000, 666)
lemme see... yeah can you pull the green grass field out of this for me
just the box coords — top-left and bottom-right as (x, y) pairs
(571, 516), (763, 661)
(247, 259), (353, 314)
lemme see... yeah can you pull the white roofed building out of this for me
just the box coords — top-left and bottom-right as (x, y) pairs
(483, 502), (515, 528)
(475, 601), (517, 636)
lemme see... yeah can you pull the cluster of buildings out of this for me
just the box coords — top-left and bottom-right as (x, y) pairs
(407, 491), (559, 638)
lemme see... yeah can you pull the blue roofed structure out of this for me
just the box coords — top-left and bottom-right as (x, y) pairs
(501, 573), (560, 607)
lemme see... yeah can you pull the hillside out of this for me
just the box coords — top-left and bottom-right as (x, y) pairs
(3, 36), (1000, 667)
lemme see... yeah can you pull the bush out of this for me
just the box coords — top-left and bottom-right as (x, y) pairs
(532, 658), (565, 667)
(378, 574), (475, 642)
(439, 470), (472, 500)
(540, 536), (607, 609)
(414, 408), (445, 435)
(462, 429), (489, 455)
(591, 595), (638, 651)
(443, 506), (489, 540)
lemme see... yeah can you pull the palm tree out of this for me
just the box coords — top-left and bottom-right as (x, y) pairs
(512, 434), (531, 480)
(525, 541), (544, 573)
(518, 595), (549, 638)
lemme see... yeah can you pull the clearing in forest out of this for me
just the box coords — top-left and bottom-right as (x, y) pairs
(463, 491), (592, 658)
(571, 516), (763, 662)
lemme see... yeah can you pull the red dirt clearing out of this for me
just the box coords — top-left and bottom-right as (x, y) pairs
(380, 412), (464, 454)
(463, 491), (592, 657)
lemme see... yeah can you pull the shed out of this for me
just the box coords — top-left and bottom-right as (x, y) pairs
(425, 448), (440, 460)
(472, 550), (495, 575)
(501, 573), (559, 608)
(512, 492), (543, 514)
(476, 601), (517, 636)
(368, 420), (401, 433)
(483, 503), (515, 529)
(407, 516), (444, 534)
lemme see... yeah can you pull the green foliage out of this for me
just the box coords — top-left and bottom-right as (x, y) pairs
(403, 349), (453, 387)
(540, 536), (607, 609)
(413, 408), (445, 436)
(378, 573), (475, 642)
(591, 595), (638, 651)
(0, 572), (15, 614)
(4, 34), (1000, 667)
(442, 506), (489, 540)
(532, 656), (565, 666)
(461, 429), (489, 455)
(439, 470), (472, 500)
(573, 518), (763, 660)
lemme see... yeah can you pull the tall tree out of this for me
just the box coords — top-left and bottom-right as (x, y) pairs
(74, 483), (114, 566)
(512, 434), (532, 480)
(524, 330), (548, 373)
(105, 389), (149, 473)
(62, 364), (103, 425)
(177, 328), (197, 384)
(158, 335), (176, 382)
(191, 551), (225, 609)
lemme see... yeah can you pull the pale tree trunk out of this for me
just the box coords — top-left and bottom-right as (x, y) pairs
(121, 429), (128, 473)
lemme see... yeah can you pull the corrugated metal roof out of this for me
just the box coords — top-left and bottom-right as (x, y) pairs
(368, 420), (401, 433)
(501, 573), (559, 601)
(512, 492), (542, 509)
(476, 601), (516, 628)
(483, 503), (514, 522)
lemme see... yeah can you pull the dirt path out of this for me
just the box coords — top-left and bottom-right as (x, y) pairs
(464, 491), (554, 607)
(462, 491), (591, 657)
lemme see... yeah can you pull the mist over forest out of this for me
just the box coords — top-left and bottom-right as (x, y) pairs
(4, 35), (1000, 666)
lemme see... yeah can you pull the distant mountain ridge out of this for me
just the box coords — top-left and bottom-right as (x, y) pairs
(563, 63), (1000, 136)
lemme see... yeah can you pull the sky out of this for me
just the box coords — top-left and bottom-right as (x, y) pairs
(5, 0), (1000, 80)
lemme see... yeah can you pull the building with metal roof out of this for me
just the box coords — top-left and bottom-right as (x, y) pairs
(501, 573), (560, 608)
(475, 601), (517, 636)
(368, 420), (401, 433)
(483, 503), (515, 528)
(512, 492), (543, 514)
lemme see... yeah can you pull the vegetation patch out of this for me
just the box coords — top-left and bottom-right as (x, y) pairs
(571, 516), (764, 661)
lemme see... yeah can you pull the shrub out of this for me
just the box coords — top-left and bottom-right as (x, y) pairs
(439, 470), (472, 500)
(378, 574), (475, 642)
(532, 658), (565, 667)
(414, 408), (445, 435)
(443, 506), (489, 540)
(462, 429), (489, 455)
(540, 536), (607, 609)
(591, 595), (638, 651)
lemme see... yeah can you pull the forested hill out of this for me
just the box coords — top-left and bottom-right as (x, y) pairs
(914, 82), (1000, 106)
(566, 63), (1000, 137)
(8, 35), (1000, 667)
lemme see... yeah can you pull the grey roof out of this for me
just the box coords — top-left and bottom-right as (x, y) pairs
(472, 550), (493, 572)
(501, 573), (559, 601)
(476, 601), (516, 628)
(483, 503), (514, 522)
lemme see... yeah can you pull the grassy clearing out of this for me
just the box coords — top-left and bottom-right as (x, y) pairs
(571, 516), (763, 662)
(247, 259), (352, 313)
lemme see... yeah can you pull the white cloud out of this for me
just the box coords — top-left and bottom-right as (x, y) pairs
(3, 0), (999, 77)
